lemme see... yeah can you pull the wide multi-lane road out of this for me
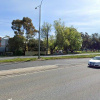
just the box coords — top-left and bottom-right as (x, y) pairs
(1, 58), (100, 100)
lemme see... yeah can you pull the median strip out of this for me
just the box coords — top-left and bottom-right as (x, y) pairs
(0, 54), (100, 64)
(0, 65), (58, 77)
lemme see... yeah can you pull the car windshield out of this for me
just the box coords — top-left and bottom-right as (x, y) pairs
(93, 57), (100, 60)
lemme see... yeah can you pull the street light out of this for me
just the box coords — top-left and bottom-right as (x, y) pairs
(35, 0), (43, 59)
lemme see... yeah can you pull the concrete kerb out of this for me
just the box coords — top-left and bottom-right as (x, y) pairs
(0, 65), (58, 77)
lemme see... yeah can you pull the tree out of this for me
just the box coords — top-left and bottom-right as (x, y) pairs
(54, 19), (82, 53)
(11, 19), (23, 36)
(11, 17), (38, 40)
(81, 32), (91, 50)
(27, 39), (38, 51)
(41, 22), (52, 55)
(22, 17), (38, 40)
(48, 35), (56, 54)
(66, 27), (82, 52)
(91, 33), (100, 50)
(11, 17), (38, 53)
(8, 35), (25, 55)
(27, 39), (46, 52)
(54, 19), (68, 50)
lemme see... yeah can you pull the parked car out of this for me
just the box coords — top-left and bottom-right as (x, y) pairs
(88, 56), (100, 67)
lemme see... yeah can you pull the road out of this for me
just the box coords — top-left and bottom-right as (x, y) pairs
(1, 58), (100, 100)
(0, 58), (89, 71)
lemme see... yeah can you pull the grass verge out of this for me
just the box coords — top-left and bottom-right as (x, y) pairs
(0, 54), (100, 64)
(0, 58), (37, 63)
(42, 54), (100, 60)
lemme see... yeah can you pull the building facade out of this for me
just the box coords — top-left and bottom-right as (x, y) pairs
(0, 37), (9, 55)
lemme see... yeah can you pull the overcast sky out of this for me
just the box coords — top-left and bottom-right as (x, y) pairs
(0, 0), (100, 37)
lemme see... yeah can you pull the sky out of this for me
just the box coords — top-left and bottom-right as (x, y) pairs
(0, 0), (100, 37)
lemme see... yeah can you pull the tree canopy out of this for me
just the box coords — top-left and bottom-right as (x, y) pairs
(10, 17), (100, 55)
(11, 17), (38, 40)
(81, 32), (100, 51)
(8, 35), (25, 55)
(54, 19), (82, 52)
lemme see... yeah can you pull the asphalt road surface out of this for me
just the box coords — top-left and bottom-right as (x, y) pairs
(1, 58), (100, 100)
(0, 58), (89, 71)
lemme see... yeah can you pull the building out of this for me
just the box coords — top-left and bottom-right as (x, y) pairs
(0, 37), (9, 55)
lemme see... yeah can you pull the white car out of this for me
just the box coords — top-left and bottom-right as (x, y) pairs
(88, 56), (100, 67)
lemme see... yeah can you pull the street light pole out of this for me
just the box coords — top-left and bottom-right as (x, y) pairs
(35, 0), (43, 59)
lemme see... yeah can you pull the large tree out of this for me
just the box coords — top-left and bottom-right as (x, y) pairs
(11, 17), (38, 40)
(81, 32), (100, 51)
(54, 19), (69, 50)
(54, 19), (82, 53)
(66, 27), (82, 52)
(41, 22), (52, 54)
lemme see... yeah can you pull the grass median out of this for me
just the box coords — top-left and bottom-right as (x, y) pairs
(42, 54), (100, 60)
(0, 54), (100, 63)
(0, 58), (37, 63)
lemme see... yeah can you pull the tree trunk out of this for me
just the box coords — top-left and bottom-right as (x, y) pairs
(46, 32), (48, 55)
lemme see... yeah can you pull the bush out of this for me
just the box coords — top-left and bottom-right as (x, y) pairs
(14, 49), (24, 56)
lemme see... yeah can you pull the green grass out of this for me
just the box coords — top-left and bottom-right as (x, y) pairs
(0, 53), (100, 64)
(42, 54), (100, 60)
(0, 58), (37, 63)
(77, 51), (100, 54)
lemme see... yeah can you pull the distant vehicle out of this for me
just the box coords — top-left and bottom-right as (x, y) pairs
(88, 56), (100, 67)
